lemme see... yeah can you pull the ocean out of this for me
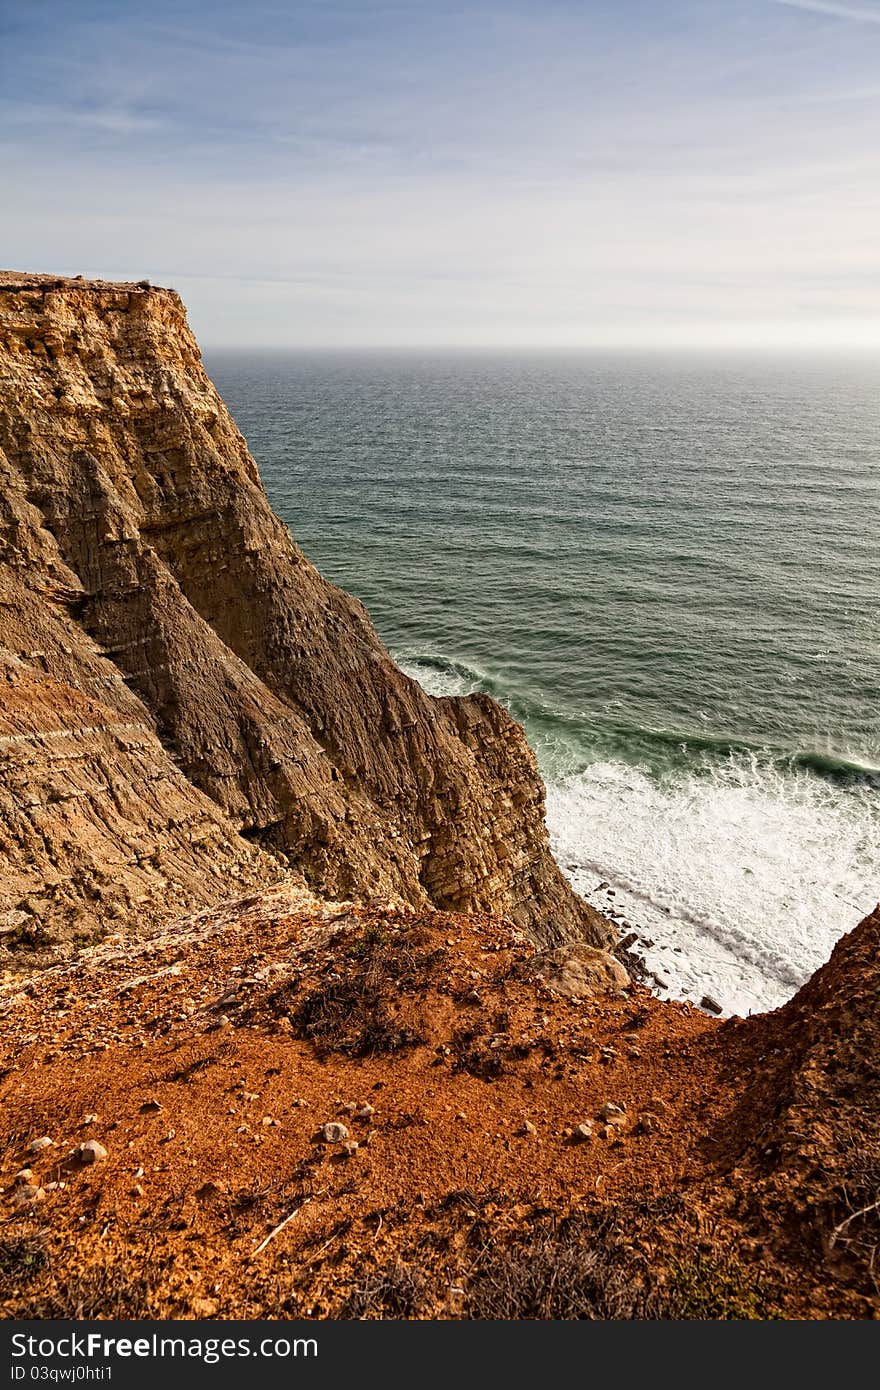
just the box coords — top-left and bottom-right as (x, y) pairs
(207, 349), (879, 1017)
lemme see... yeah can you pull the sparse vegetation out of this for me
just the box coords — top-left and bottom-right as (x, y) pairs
(662, 1253), (772, 1320)
(72, 926), (108, 950)
(827, 1131), (880, 1290)
(463, 1217), (659, 1319)
(450, 1025), (531, 1079)
(343, 1261), (428, 1318)
(0, 1234), (48, 1295)
(269, 920), (442, 1057)
(336, 1203), (660, 1320)
(4, 1243), (159, 1319)
(331, 1196), (783, 1321)
(4, 920), (53, 951)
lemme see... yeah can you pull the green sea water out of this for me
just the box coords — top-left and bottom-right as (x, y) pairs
(208, 350), (879, 1015)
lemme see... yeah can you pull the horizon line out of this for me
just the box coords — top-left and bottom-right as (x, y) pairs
(199, 339), (880, 355)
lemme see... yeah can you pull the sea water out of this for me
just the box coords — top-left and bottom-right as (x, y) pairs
(208, 349), (879, 1017)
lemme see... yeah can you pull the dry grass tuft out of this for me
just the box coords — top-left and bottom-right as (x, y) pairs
(269, 921), (442, 1058)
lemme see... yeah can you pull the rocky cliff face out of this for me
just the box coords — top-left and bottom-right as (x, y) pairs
(0, 272), (609, 953)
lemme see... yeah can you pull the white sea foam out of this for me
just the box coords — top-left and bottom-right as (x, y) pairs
(546, 758), (879, 1017)
(404, 658), (879, 1017)
(399, 659), (478, 699)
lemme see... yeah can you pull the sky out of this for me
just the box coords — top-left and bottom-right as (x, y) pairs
(2, 0), (880, 348)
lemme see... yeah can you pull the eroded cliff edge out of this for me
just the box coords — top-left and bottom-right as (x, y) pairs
(0, 272), (609, 953)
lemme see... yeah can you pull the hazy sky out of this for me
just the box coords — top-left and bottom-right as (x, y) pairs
(3, 0), (880, 347)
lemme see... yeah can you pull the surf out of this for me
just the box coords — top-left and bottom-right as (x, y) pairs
(402, 651), (880, 1016)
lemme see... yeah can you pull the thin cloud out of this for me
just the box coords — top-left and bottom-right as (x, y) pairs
(77, 109), (164, 135)
(5, 0), (880, 348)
(772, 0), (880, 23)
(1, 99), (164, 135)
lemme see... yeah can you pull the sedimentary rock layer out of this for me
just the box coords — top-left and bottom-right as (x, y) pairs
(0, 272), (609, 950)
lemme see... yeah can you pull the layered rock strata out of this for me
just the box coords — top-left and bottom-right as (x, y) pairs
(0, 272), (609, 952)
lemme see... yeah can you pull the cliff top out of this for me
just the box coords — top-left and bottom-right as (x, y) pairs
(0, 270), (167, 291)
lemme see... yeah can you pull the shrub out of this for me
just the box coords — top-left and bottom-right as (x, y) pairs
(0, 1235), (48, 1295)
(662, 1254), (770, 1320)
(464, 1217), (658, 1319)
(827, 1131), (880, 1290)
(275, 921), (441, 1058)
(342, 1261), (427, 1319)
(6, 1248), (159, 1319)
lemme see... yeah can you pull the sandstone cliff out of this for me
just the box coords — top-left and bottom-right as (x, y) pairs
(0, 272), (608, 954)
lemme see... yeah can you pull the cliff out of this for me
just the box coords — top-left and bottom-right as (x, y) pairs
(0, 272), (608, 954)
(2, 272), (876, 1321)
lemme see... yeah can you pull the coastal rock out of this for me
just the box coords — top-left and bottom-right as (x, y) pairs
(527, 943), (629, 998)
(0, 911), (29, 936)
(725, 904), (880, 1274)
(0, 272), (611, 954)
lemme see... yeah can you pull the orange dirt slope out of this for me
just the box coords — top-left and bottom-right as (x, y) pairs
(1, 885), (877, 1320)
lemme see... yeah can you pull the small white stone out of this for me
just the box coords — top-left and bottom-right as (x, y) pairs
(77, 1139), (108, 1164)
(598, 1102), (626, 1123)
(320, 1121), (349, 1144)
